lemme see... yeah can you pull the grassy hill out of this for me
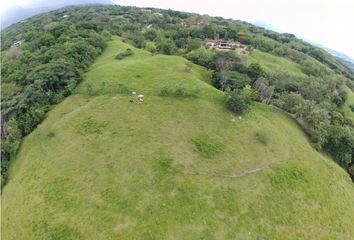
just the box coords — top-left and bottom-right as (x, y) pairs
(343, 86), (354, 122)
(2, 38), (354, 239)
(249, 50), (304, 74)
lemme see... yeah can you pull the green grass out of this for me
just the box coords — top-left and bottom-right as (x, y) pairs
(191, 136), (225, 158)
(2, 37), (354, 239)
(343, 85), (354, 122)
(249, 49), (305, 74)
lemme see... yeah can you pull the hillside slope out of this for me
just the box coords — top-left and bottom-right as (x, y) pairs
(2, 38), (354, 239)
(343, 86), (354, 122)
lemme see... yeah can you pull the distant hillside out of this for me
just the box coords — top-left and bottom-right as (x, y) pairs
(325, 48), (354, 72)
(1, 0), (114, 29)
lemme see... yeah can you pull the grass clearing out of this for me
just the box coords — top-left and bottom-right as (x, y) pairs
(343, 85), (354, 122)
(249, 49), (305, 74)
(2, 37), (354, 239)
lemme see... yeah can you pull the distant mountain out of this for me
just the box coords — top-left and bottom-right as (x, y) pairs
(251, 21), (354, 72)
(251, 20), (284, 33)
(323, 47), (354, 71)
(310, 43), (354, 72)
(1, 0), (114, 29)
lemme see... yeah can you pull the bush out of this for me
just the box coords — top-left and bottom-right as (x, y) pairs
(194, 84), (202, 95)
(255, 131), (269, 145)
(76, 117), (106, 135)
(225, 89), (248, 114)
(175, 85), (187, 97)
(350, 105), (354, 112)
(116, 83), (130, 94)
(159, 86), (171, 96)
(225, 85), (257, 114)
(115, 48), (134, 60)
(144, 41), (157, 54)
(246, 63), (265, 82)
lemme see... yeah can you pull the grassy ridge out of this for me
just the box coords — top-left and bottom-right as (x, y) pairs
(249, 49), (304, 74)
(2, 38), (354, 239)
(343, 86), (354, 121)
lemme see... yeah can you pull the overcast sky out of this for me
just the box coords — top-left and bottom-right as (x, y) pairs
(1, 0), (354, 59)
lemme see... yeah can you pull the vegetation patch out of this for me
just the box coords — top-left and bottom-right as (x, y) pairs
(255, 131), (269, 145)
(270, 165), (311, 190)
(349, 104), (354, 112)
(151, 155), (174, 184)
(191, 136), (225, 158)
(115, 48), (134, 60)
(33, 220), (84, 240)
(76, 117), (106, 135)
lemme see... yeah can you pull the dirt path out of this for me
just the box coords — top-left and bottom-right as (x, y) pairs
(174, 167), (264, 179)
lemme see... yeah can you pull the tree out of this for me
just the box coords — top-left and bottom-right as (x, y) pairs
(186, 38), (201, 52)
(326, 125), (354, 168)
(144, 41), (157, 54)
(254, 77), (274, 104)
(156, 38), (177, 55)
(144, 29), (158, 41)
(246, 63), (265, 82)
(225, 85), (257, 114)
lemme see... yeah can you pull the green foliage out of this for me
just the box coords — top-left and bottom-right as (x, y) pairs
(350, 105), (354, 112)
(158, 83), (202, 98)
(159, 85), (171, 96)
(101, 30), (112, 41)
(76, 117), (106, 135)
(225, 85), (257, 114)
(156, 38), (177, 55)
(115, 48), (134, 60)
(174, 85), (187, 97)
(246, 62), (265, 81)
(144, 41), (157, 54)
(144, 29), (158, 41)
(255, 131), (269, 145)
(186, 47), (217, 69)
(186, 38), (202, 52)
(326, 125), (354, 168)
(191, 136), (225, 158)
(270, 165), (310, 190)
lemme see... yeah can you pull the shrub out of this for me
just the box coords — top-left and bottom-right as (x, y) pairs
(144, 41), (157, 54)
(349, 105), (354, 112)
(185, 62), (193, 73)
(116, 83), (130, 94)
(225, 85), (257, 114)
(175, 85), (187, 97)
(255, 131), (269, 145)
(225, 89), (248, 114)
(246, 63), (265, 82)
(76, 117), (106, 135)
(270, 165), (310, 190)
(115, 48), (134, 60)
(159, 86), (171, 96)
(194, 84), (202, 95)
(86, 83), (93, 95)
(47, 131), (55, 138)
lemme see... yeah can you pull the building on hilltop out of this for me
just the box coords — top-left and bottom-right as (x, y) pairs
(12, 40), (23, 47)
(205, 40), (240, 49)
